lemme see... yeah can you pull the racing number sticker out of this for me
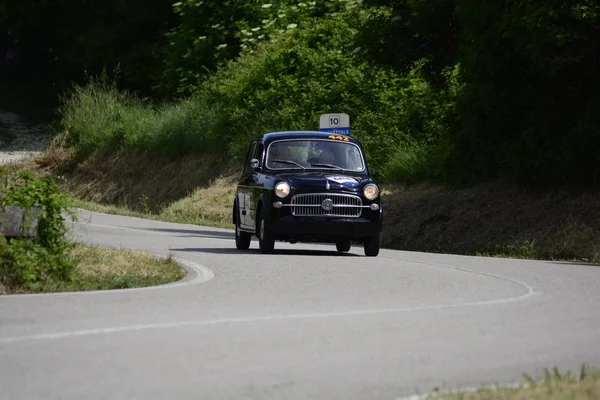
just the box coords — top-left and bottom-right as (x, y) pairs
(326, 176), (360, 187)
(328, 135), (349, 142)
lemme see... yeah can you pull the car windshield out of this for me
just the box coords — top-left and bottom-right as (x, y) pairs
(266, 139), (365, 171)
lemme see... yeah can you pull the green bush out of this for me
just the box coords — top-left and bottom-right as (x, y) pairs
(197, 17), (454, 178)
(158, 0), (361, 96)
(55, 16), (457, 182)
(0, 169), (74, 292)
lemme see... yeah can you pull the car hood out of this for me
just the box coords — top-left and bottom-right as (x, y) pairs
(276, 172), (367, 193)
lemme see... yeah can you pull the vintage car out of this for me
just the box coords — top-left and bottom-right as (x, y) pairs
(232, 131), (383, 256)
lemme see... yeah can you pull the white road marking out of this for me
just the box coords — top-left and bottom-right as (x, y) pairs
(0, 285), (538, 345)
(0, 215), (541, 347)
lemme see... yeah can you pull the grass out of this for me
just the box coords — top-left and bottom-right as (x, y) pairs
(430, 367), (600, 400)
(4, 243), (184, 294)
(70, 196), (232, 229)
(13, 146), (600, 263)
(53, 75), (221, 160)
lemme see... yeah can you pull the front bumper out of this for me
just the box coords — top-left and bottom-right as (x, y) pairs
(269, 214), (381, 241)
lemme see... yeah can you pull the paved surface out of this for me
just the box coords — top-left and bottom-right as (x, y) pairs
(0, 109), (48, 166)
(1, 210), (600, 400)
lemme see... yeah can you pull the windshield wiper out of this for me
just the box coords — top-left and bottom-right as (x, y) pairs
(310, 163), (346, 171)
(271, 159), (306, 170)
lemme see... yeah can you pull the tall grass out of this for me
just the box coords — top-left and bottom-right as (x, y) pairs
(53, 18), (457, 183)
(54, 74), (224, 160)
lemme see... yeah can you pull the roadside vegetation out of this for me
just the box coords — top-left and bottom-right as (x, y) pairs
(0, 167), (75, 293)
(3, 0), (600, 262)
(0, 168), (184, 295)
(44, 243), (183, 293)
(432, 367), (600, 400)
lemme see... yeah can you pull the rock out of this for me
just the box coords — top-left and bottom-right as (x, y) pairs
(0, 206), (41, 237)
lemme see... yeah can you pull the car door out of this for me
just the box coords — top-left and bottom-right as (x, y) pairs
(246, 142), (265, 230)
(238, 141), (257, 229)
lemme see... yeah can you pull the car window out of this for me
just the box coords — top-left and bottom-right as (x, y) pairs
(266, 139), (365, 171)
(244, 141), (258, 174)
(254, 143), (264, 165)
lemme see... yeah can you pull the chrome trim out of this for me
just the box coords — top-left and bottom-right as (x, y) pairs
(287, 193), (365, 217)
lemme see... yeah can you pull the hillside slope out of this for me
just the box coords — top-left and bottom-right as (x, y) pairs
(28, 147), (600, 262)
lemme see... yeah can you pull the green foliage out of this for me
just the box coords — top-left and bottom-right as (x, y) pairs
(357, 0), (459, 86)
(55, 17), (454, 181)
(158, 0), (362, 95)
(54, 72), (223, 160)
(6, 0), (600, 187)
(0, 169), (74, 292)
(197, 17), (453, 177)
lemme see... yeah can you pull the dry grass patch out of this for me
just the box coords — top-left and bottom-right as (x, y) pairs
(25, 147), (239, 229)
(57, 149), (237, 213)
(21, 148), (600, 262)
(433, 367), (600, 400)
(40, 243), (184, 293)
(381, 182), (600, 262)
(161, 175), (237, 228)
(70, 244), (179, 279)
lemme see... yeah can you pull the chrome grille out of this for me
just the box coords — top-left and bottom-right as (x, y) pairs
(290, 193), (363, 218)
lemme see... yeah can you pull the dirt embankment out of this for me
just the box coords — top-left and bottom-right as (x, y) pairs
(28, 145), (600, 262)
(4, 108), (598, 261)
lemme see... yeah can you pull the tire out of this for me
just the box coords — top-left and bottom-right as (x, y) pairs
(235, 221), (251, 250)
(363, 232), (380, 257)
(258, 209), (275, 254)
(336, 239), (351, 253)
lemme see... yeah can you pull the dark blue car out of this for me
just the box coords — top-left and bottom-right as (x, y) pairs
(233, 131), (382, 256)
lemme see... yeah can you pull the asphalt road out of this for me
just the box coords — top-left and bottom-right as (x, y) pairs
(1, 210), (600, 400)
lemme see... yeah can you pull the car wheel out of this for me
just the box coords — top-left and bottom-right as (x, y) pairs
(363, 232), (380, 257)
(235, 220), (251, 250)
(336, 240), (351, 253)
(258, 209), (275, 254)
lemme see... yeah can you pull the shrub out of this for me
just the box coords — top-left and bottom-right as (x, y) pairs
(198, 17), (454, 179)
(158, 0), (361, 96)
(0, 169), (74, 292)
(54, 15), (457, 182)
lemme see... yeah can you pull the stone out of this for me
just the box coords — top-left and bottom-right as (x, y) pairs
(0, 206), (41, 237)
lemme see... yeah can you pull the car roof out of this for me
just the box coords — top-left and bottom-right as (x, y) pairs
(256, 131), (362, 146)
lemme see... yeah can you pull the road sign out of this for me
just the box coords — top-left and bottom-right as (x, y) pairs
(319, 113), (350, 135)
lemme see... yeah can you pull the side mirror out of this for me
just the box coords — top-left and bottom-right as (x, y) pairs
(250, 158), (260, 171)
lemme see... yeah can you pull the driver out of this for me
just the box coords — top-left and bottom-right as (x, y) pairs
(318, 149), (335, 164)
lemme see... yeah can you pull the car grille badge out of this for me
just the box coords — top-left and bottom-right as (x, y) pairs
(321, 198), (334, 212)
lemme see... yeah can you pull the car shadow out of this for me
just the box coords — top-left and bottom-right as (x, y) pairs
(168, 247), (362, 257)
(130, 227), (234, 240)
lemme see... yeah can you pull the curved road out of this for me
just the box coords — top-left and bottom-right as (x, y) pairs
(1, 210), (600, 399)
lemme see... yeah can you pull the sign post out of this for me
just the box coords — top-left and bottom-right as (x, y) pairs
(319, 113), (350, 136)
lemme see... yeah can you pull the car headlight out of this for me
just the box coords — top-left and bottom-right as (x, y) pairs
(274, 181), (291, 198)
(363, 183), (379, 200)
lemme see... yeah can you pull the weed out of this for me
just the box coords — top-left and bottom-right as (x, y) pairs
(436, 365), (600, 399)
